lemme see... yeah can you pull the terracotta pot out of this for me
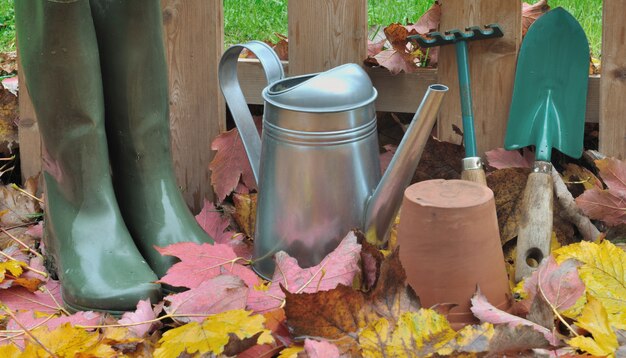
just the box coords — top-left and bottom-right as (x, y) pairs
(397, 179), (511, 328)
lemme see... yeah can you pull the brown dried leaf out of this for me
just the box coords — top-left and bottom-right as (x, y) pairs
(0, 52), (17, 75)
(487, 167), (530, 245)
(522, 1), (550, 37)
(406, 2), (441, 35)
(488, 325), (551, 354)
(283, 248), (420, 355)
(233, 193), (257, 238)
(413, 136), (464, 183)
(0, 181), (42, 227)
(368, 249), (421, 324)
(283, 285), (373, 355)
(0, 83), (18, 154)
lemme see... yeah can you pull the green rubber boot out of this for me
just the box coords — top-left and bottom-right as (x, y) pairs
(15, 0), (161, 313)
(90, 0), (214, 278)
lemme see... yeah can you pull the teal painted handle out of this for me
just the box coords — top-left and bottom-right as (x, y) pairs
(455, 41), (477, 158)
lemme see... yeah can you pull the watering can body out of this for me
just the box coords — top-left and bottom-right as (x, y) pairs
(219, 41), (446, 279)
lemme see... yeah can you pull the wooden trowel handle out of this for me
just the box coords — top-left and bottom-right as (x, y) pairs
(461, 157), (487, 186)
(515, 163), (553, 282)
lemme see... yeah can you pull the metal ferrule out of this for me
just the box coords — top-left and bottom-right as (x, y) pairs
(462, 157), (483, 171)
(532, 161), (553, 174)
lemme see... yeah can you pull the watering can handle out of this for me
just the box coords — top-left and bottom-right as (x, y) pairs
(218, 41), (285, 184)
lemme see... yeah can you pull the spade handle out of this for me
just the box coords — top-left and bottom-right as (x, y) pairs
(515, 162), (553, 282)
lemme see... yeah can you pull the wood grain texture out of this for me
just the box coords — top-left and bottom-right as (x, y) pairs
(515, 171), (553, 282)
(161, 0), (225, 213)
(461, 168), (487, 186)
(288, 0), (367, 75)
(236, 59), (602, 122)
(599, 0), (626, 159)
(16, 53), (41, 182)
(438, 0), (521, 156)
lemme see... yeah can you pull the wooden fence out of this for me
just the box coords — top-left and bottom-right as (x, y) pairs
(17, 0), (625, 213)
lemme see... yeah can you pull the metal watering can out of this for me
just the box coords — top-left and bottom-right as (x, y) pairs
(219, 41), (447, 279)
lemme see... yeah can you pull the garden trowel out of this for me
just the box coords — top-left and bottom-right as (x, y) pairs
(505, 7), (588, 281)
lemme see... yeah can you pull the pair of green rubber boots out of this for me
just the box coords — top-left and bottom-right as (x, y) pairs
(16, 0), (213, 314)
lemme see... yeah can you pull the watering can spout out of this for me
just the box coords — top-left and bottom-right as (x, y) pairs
(363, 84), (448, 245)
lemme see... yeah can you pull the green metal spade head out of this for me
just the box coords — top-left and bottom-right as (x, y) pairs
(505, 7), (589, 162)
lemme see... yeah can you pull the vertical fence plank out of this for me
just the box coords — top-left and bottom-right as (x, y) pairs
(437, 0), (521, 156)
(288, 0), (367, 76)
(16, 53), (42, 183)
(162, 0), (225, 213)
(599, 0), (626, 159)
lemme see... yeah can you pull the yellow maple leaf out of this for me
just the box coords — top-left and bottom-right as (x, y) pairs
(0, 260), (26, 282)
(391, 309), (456, 356)
(0, 343), (22, 358)
(153, 309), (274, 358)
(277, 345), (305, 358)
(28, 323), (117, 357)
(451, 322), (495, 353)
(359, 317), (392, 358)
(554, 240), (626, 327)
(359, 309), (456, 357)
(567, 296), (619, 357)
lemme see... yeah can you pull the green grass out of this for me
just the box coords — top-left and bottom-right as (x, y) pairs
(0, 0), (604, 55)
(0, 0), (15, 53)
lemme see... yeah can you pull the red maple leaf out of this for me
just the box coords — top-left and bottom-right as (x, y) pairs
(164, 275), (248, 322)
(157, 242), (259, 289)
(576, 158), (626, 226)
(247, 231), (361, 313)
(209, 119), (261, 202)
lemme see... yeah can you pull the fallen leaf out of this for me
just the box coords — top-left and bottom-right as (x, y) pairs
(526, 293), (555, 332)
(7, 310), (103, 335)
(576, 188), (626, 226)
(0, 280), (63, 314)
(576, 158), (626, 226)
(283, 285), (375, 355)
(567, 296), (619, 357)
(523, 256), (585, 313)
(303, 339), (341, 358)
(446, 322), (494, 353)
(367, 38), (386, 57)
(470, 289), (560, 346)
(374, 48), (418, 75)
(25, 323), (115, 357)
(359, 309), (456, 357)
(0, 83), (18, 154)
(0, 260), (25, 283)
(487, 167), (530, 245)
(209, 124), (259, 202)
(0, 183), (42, 227)
(561, 163), (602, 198)
(164, 275), (248, 322)
(522, 0), (550, 37)
(413, 136), (464, 183)
(485, 148), (533, 169)
(118, 299), (163, 337)
(554, 240), (626, 323)
(153, 309), (274, 358)
(595, 158), (626, 196)
(247, 231), (361, 313)
(157, 242), (257, 289)
(406, 2), (441, 35)
(367, 248), (421, 324)
(195, 200), (235, 243)
(0, 52), (17, 75)
(487, 325), (551, 354)
(233, 193), (257, 238)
